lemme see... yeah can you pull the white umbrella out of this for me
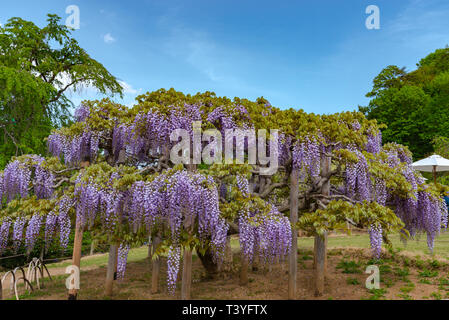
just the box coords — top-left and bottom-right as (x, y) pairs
(412, 154), (449, 184)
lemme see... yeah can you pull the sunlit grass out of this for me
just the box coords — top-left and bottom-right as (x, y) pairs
(43, 230), (449, 271)
(297, 230), (449, 259)
(47, 246), (150, 269)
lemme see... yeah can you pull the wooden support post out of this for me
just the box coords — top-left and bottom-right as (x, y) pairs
(90, 240), (96, 256)
(223, 236), (233, 272)
(68, 219), (83, 300)
(324, 234), (328, 273)
(0, 273), (2, 300)
(105, 244), (118, 296)
(148, 236), (152, 259)
(181, 164), (196, 300)
(288, 168), (300, 300)
(218, 235), (233, 273)
(181, 247), (193, 300)
(239, 256), (249, 286)
(67, 159), (90, 300)
(114, 245), (119, 280)
(314, 155), (330, 296)
(242, 175), (254, 282)
(181, 210), (194, 300)
(151, 236), (161, 294)
(252, 244), (260, 271)
(433, 165), (437, 185)
(314, 232), (327, 296)
(313, 232), (328, 274)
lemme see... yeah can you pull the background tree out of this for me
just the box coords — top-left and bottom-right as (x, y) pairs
(0, 14), (123, 168)
(360, 47), (449, 160)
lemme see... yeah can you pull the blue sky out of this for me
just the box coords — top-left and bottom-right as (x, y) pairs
(1, 0), (449, 114)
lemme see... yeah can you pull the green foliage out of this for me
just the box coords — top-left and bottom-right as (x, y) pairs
(400, 282), (415, 293)
(0, 14), (123, 168)
(41, 88), (428, 242)
(0, 230), (97, 271)
(397, 293), (413, 300)
(379, 264), (392, 274)
(419, 269), (439, 278)
(431, 291), (443, 300)
(394, 267), (410, 277)
(439, 277), (449, 285)
(397, 282), (415, 299)
(428, 259), (441, 270)
(360, 47), (449, 160)
(433, 136), (449, 159)
(346, 277), (360, 285)
(365, 288), (387, 300)
(1, 85), (443, 264)
(419, 279), (432, 284)
(336, 259), (362, 274)
(298, 200), (407, 240)
(0, 66), (55, 168)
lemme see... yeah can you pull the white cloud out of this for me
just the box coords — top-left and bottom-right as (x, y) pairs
(118, 80), (139, 95)
(55, 72), (140, 97)
(387, 0), (449, 49)
(103, 33), (116, 44)
(159, 23), (222, 82)
(138, 9), (282, 103)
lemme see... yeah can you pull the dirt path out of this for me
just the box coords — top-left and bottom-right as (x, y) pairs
(4, 247), (449, 300)
(1, 253), (108, 299)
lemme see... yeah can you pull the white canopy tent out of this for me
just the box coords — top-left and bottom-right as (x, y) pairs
(412, 154), (449, 184)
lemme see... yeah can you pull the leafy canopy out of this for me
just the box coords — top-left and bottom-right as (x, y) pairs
(360, 47), (449, 160)
(0, 14), (123, 168)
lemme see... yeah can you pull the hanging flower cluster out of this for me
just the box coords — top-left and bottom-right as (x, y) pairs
(117, 243), (131, 280)
(2, 160), (31, 203)
(0, 195), (75, 255)
(345, 149), (371, 201)
(112, 104), (203, 161)
(48, 130), (100, 165)
(25, 214), (43, 254)
(366, 131), (382, 154)
(238, 204), (292, 264)
(126, 170), (229, 293)
(0, 217), (12, 254)
(0, 156), (55, 205)
(292, 136), (322, 179)
(341, 135), (448, 257)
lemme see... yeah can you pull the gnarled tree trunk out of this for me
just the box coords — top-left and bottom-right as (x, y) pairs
(197, 247), (219, 279)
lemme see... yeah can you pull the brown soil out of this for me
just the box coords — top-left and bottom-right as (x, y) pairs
(3, 247), (449, 300)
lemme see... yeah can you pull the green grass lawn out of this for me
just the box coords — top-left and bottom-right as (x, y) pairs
(298, 230), (449, 259)
(46, 246), (150, 269)
(43, 230), (449, 270)
(5, 231), (449, 300)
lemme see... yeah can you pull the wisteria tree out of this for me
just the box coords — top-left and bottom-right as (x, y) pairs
(265, 111), (448, 296)
(0, 88), (446, 300)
